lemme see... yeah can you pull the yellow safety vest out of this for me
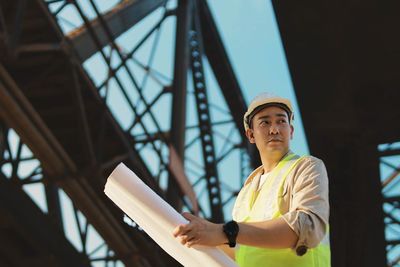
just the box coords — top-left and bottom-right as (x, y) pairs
(233, 153), (331, 267)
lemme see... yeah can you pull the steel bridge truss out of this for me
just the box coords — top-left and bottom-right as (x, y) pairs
(379, 142), (400, 267)
(0, 124), (121, 266)
(0, 0), (253, 266)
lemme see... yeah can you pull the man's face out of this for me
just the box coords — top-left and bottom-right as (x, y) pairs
(246, 106), (294, 156)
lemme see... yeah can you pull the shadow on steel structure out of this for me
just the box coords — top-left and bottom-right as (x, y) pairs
(0, 0), (253, 266)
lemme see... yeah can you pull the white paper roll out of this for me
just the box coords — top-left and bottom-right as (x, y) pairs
(104, 163), (238, 267)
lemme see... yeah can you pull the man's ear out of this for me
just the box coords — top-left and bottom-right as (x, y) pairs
(290, 125), (294, 140)
(246, 128), (255, 143)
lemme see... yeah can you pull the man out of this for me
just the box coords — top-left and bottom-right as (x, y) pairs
(173, 93), (331, 266)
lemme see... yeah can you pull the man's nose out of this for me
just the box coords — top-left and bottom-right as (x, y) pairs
(269, 124), (280, 134)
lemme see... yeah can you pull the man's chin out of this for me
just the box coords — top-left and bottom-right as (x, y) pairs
(266, 143), (284, 150)
(264, 145), (289, 154)
(264, 147), (284, 154)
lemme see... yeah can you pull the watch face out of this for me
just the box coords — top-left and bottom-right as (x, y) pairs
(224, 221), (239, 236)
(229, 222), (238, 232)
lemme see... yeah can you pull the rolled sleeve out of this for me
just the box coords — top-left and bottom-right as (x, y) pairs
(281, 157), (330, 252)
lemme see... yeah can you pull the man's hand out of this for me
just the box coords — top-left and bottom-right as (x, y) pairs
(172, 212), (227, 248)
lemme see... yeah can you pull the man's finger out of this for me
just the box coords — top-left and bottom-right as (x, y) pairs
(179, 234), (191, 245)
(186, 237), (200, 248)
(173, 224), (188, 237)
(173, 223), (194, 237)
(185, 231), (197, 242)
(182, 212), (196, 221)
(180, 236), (186, 245)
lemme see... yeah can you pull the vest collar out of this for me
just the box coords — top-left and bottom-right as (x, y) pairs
(243, 150), (295, 186)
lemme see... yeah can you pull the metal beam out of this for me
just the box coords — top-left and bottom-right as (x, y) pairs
(68, 0), (164, 61)
(0, 64), (68, 174)
(65, 2), (163, 194)
(0, 63), (158, 267)
(383, 195), (400, 204)
(189, 0), (223, 222)
(45, 177), (64, 231)
(166, 0), (192, 210)
(0, 175), (91, 267)
(9, 0), (27, 51)
(197, 1), (260, 168)
(386, 239), (400, 246)
(2, 1), (173, 265)
(379, 148), (400, 157)
(198, 1), (247, 138)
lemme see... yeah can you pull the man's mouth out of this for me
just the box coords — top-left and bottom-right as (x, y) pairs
(268, 139), (282, 143)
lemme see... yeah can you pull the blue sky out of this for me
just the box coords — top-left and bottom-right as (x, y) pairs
(208, 0), (309, 155)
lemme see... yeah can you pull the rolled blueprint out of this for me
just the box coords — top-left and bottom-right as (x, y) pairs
(104, 163), (238, 267)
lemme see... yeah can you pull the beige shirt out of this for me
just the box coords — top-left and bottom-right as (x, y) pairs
(232, 154), (330, 251)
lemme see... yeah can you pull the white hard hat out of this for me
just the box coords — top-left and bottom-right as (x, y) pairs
(243, 92), (294, 131)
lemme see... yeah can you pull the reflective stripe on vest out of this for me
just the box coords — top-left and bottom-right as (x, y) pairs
(233, 153), (331, 267)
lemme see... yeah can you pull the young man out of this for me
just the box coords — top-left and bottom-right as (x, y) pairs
(173, 93), (331, 266)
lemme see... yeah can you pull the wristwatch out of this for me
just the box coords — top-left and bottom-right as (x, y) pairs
(223, 220), (239, 247)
